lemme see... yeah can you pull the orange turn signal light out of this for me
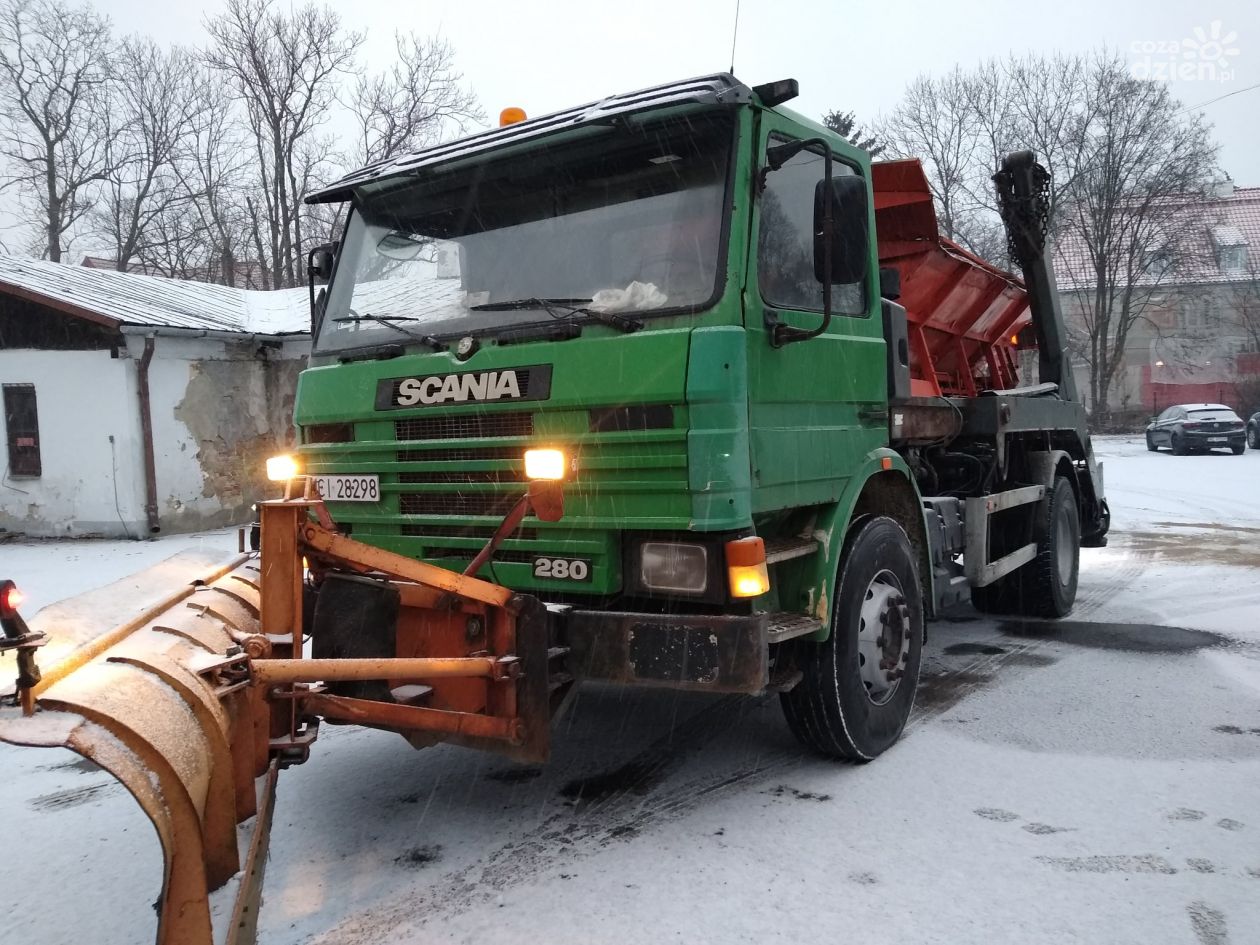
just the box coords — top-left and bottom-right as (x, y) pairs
(499, 107), (527, 127)
(726, 537), (770, 598)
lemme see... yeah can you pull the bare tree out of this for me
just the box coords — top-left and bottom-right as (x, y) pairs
(95, 38), (202, 271)
(160, 66), (257, 285)
(204, 0), (362, 288)
(1056, 55), (1217, 415)
(0, 0), (117, 261)
(876, 70), (981, 248)
(351, 32), (482, 165)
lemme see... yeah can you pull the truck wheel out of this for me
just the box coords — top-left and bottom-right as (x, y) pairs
(1016, 476), (1079, 618)
(970, 573), (1021, 614)
(780, 516), (924, 761)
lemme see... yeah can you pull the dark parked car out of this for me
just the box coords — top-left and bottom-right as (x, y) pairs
(1249, 411), (1260, 450)
(1146, 404), (1247, 454)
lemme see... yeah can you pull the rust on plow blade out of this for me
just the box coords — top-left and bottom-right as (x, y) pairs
(0, 550), (273, 945)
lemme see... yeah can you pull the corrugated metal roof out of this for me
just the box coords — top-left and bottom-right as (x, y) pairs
(0, 254), (310, 335)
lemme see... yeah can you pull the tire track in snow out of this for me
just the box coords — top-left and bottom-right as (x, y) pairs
(311, 641), (1050, 944)
(1073, 536), (1156, 618)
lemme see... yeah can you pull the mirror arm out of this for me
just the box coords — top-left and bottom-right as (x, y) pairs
(767, 138), (834, 347)
(307, 246), (320, 332)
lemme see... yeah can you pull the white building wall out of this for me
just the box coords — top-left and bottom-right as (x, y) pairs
(0, 348), (147, 536)
(1, 334), (309, 538)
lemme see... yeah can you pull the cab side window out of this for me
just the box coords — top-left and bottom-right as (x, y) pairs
(757, 140), (864, 315)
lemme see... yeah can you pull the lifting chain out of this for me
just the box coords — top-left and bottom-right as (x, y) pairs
(994, 158), (1051, 267)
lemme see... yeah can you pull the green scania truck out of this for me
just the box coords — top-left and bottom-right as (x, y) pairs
(294, 74), (1109, 761)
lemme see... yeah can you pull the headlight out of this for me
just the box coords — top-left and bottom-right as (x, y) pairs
(265, 454), (300, 482)
(639, 542), (709, 594)
(524, 448), (567, 481)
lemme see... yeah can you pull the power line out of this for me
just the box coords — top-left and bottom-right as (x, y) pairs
(1179, 82), (1260, 114)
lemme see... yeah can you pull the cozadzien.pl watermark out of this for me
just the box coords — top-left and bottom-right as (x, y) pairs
(1131, 21), (1240, 83)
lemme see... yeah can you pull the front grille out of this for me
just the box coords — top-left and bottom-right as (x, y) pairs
(400, 492), (522, 517)
(428, 550), (536, 565)
(303, 422), (355, 444)
(401, 524), (538, 540)
(399, 470), (523, 484)
(398, 446), (524, 463)
(395, 412), (533, 441)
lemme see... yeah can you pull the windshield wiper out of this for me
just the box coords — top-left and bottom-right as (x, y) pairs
(332, 313), (445, 351)
(469, 297), (642, 333)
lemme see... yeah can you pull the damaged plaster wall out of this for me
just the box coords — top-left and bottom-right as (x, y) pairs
(154, 336), (307, 533)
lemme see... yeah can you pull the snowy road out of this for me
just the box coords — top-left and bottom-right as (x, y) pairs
(2, 437), (1259, 945)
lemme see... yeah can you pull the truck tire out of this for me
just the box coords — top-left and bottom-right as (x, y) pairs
(1016, 475), (1079, 618)
(970, 573), (1021, 614)
(780, 516), (924, 761)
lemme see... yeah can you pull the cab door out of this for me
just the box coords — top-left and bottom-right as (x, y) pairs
(744, 117), (886, 514)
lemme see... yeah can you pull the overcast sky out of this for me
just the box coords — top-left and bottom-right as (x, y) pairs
(101, 0), (1257, 180)
(3, 0), (1255, 255)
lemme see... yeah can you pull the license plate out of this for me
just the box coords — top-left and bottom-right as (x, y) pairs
(312, 475), (380, 502)
(1208, 437), (1226, 443)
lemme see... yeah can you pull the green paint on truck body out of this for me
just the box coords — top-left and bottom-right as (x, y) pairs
(296, 94), (925, 632)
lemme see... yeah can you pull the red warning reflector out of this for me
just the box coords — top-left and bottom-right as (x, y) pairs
(0, 581), (23, 616)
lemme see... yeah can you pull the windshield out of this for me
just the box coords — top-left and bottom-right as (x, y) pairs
(315, 111), (733, 354)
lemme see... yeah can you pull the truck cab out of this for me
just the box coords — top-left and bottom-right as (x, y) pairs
(296, 74), (1106, 760)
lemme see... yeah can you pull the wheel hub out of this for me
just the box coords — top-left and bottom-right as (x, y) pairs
(856, 570), (911, 705)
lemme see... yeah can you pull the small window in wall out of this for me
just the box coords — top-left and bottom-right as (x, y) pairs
(3, 384), (40, 478)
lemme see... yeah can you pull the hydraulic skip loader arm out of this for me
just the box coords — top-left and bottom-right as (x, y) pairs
(0, 488), (559, 945)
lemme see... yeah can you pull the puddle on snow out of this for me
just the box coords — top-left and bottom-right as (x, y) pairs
(1001, 619), (1225, 653)
(1122, 529), (1260, 569)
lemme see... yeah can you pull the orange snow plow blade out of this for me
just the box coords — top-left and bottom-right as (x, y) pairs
(0, 496), (560, 945)
(0, 550), (275, 945)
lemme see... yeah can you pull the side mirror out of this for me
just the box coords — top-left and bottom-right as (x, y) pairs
(813, 175), (869, 286)
(307, 244), (336, 335)
(308, 245), (335, 282)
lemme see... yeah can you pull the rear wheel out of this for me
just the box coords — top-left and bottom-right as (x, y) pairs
(781, 516), (924, 761)
(1018, 476), (1080, 618)
(1171, 433), (1187, 455)
(1146, 432), (1158, 451)
(970, 573), (1020, 614)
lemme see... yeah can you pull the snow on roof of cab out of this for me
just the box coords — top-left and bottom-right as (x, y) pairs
(0, 254), (311, 336)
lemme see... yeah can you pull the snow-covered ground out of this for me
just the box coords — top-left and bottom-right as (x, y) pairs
(2, 438), (1258, 945)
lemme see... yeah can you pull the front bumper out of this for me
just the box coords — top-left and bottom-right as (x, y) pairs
(563, 609), (768, 693)
(1182, 432), (1245, 448)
